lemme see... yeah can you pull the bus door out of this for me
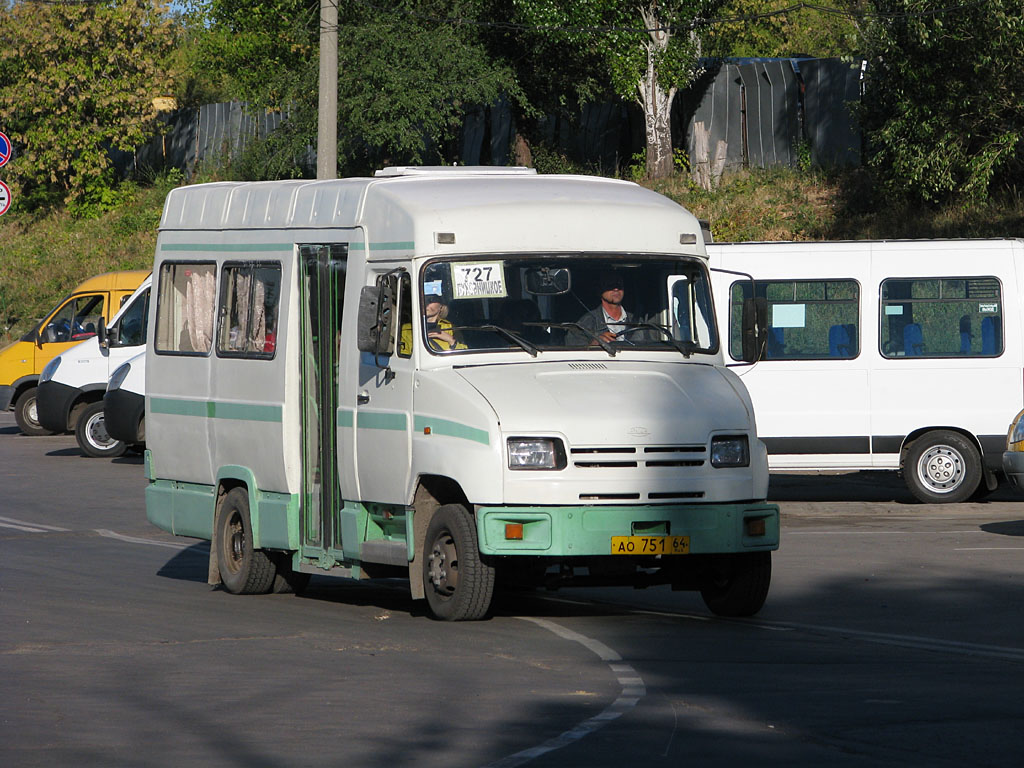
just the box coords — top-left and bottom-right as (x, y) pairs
(298, 244), (348, 560)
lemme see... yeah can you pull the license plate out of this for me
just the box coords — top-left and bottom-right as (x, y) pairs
(611, 535), (690, 555)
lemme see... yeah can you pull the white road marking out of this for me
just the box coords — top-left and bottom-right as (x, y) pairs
(94, 529), (201, 551)
(0, 515), (69, 533)
(954, 547), (1024, 551)
(481, 616), (645, 768)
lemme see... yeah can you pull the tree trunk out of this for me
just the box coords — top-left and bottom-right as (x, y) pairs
(638, 4), (678, 180)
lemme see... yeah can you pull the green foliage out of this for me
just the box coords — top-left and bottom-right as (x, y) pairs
(0, 0), (179, 207)
(703, 0), (862, 58)
(858, 0), (1024, 204)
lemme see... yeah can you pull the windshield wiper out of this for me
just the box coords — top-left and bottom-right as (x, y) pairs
(542, 322), (617, 356)
(456, 324), (540, 357)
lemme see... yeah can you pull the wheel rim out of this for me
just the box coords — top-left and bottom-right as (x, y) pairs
(427, 529), (459, 599)
(916, 444), (966, 494)
(26, 398), (39, 427)
(223, 511), (245, 575)
(86, 412), (117, 449)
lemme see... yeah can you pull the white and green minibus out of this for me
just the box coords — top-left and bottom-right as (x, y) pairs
(145, 167), (779, 620)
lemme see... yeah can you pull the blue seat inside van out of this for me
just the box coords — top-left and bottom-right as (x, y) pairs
(904, 323), (924, 356)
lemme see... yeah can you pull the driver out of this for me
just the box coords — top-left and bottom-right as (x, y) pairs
(566, 270), (640, 346)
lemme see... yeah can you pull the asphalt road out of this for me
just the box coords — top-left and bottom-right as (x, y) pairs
(3, 411), (1024, 767)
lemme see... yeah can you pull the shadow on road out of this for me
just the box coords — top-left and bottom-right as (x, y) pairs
(769, 470), (1024, 504)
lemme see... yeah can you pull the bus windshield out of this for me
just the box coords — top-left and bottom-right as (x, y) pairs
(418, 254), (718, 356)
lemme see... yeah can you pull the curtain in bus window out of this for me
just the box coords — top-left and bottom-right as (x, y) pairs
(186, 269), (215, 353)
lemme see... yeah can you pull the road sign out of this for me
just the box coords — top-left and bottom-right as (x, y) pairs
(0, 181), (11, 216)
(0, 131), (10, 168)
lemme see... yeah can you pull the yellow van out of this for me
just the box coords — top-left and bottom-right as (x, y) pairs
(0, 269), (150, 435)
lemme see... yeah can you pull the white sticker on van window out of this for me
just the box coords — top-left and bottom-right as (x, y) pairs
(424, 280), (443, 296)
(884, 305), (904, 316)
(979, 303), (998, 313)
(451, 262), (507, 299)
(772, 303), (806, 328)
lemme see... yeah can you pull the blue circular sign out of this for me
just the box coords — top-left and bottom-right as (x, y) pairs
(0, 131), (9, 168)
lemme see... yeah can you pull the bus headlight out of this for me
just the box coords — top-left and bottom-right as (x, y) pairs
(508, 437), (567, 470)
(40, 356), (61, 383)
(107, 361), (131, 392)
(710, 435), (749, 467)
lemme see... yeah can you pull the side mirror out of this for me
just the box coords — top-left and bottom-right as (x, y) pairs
(97, 318), (110, 348)
(741, 296), (768, 363)
(357, 281), (396, 356)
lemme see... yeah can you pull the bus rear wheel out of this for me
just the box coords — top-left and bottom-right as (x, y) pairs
(904, 430), (981, 504)
(14, 387), (54, 436)
(216, 488), (276, 594)
(75, 401), (126, 458)
(699, 552), (771, 617)
(423, 504), (495, 621)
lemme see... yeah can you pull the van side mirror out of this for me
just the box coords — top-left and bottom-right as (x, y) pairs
(357, 281), (396, 356)
(741, 297), (768, 362)
(97, 318), (109, 348)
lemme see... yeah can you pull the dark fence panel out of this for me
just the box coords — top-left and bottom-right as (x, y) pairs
(737, 60), (801, 169)
(675, 63), (745, 186)
(802, 58), (862, 167)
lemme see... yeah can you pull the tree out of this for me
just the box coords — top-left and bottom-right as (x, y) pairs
(509, 1), (725, 179)
(702, 0), (862, 58)
(858, 0), (1024, 204)
(186, 0), (520, 177)
(0, 0), (178, 208)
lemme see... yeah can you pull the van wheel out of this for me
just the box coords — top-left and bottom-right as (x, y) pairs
(216, 488), (276, 594)
(699, 552), (771, 617)
(14, 387), (54, 436)
(75, 401), (126, 458)
(423, 504), (495, 621)
(904, 430), (981, 504)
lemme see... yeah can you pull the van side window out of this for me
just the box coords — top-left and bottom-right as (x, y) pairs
(880, 277), (1002, 358)
(216, 262), (282, 359)
(114, 288), (150, 347)
(155, 262), (217, 355)
(729, 279), (859, 360)
(44, 294), (105, 343)
(397, 273), (413, 358)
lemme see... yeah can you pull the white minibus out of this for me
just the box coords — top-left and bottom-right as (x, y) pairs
(706, 239), (1024, 503)
(37, 276), (151, 457)
(145, 167), (779, 621)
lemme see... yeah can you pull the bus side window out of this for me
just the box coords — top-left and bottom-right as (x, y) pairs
(155, 262), (217, 355)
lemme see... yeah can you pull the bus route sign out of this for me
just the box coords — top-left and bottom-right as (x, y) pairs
(0, 131), (10, 168)
(0, 181), (11, 216)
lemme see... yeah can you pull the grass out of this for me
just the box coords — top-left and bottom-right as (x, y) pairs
(2, 165), (1022, 345)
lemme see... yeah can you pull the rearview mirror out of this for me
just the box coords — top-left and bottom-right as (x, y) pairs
(524, 267), (570, 295)
(741, 296), (768, 363)
(357, 280), (396, 356)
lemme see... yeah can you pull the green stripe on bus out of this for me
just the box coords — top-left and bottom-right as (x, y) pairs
(150, 397), (282, 422)
(413, 415), (490, 445)
(337, 409), (354, 428)
(357, 411), (407, 431)
(348, 241), (414, 251)
(160, 243), (294, 252)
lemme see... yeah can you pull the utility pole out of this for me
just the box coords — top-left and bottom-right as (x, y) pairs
(317, 0), (338, 179)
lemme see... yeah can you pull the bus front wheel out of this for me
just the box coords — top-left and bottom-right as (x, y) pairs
(216, 488), (276, 594)
(423, 504), (495, 621)
(699, 552), (771, 617)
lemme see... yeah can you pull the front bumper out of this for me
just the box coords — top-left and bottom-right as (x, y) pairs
(104, 389), (145, 445)
(37, 380), (79, 433)
(476, 502), (779, 556)
(0, 385), (13, 412)
(1003, 450), (1024, 489)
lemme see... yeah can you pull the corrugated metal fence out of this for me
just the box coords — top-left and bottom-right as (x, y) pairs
(117, 57), (863, 185)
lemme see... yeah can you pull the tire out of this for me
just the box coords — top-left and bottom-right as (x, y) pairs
(271, 554), (312, 595)
(699, 552), (772, 617)
(216, 488), (276, 595)
(423, 504), (495, 621)
(903, 430), (982, 504)
(75, 401), (127, 458)
(14, 387), (54, 436)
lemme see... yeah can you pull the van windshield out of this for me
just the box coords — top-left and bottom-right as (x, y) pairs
(418, 255), (718, 356)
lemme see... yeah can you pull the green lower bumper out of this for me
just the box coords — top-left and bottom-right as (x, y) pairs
(476, 502), (779, 556)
